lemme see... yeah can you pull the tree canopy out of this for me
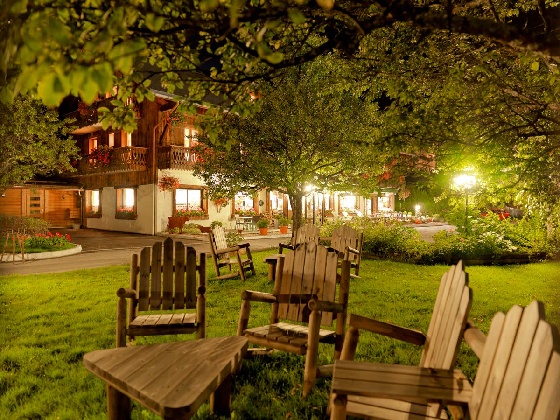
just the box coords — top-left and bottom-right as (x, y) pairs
(193, 59), (382, 230)
(0, 96), (78, 188)
(2, 1), (558, 126)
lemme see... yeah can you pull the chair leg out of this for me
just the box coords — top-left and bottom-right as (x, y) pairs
(303, 309), (322, 397)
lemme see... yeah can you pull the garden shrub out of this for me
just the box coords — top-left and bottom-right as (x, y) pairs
(0, 214), (49, 235)
(24, 232), (72, 252)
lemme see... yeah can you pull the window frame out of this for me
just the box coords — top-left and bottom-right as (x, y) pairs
(115, 187), (138, 220)
(85, 189), (102, 218)
(173, 185), (208, 218)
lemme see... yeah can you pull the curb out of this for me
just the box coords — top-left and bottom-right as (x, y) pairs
(1, 244), (83, 262)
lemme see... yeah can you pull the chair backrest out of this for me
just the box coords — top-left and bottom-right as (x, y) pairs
(469, 300), (560, 419)
(134, 237), (204, 311)
(293, 224), (320, 246)
(330, 225), (362, 262)
(210, 225), (229, 251)
(274, 242), (344, 326)
(419, 260), (472, 370)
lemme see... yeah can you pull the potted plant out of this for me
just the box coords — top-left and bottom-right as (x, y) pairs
(278, 217), (290, 234)
(256, 218), (269, 235)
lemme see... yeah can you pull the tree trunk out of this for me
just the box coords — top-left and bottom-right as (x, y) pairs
(288, 192), (304, 237)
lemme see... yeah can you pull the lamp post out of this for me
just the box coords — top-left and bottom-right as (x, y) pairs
(453, 174), (476, 234)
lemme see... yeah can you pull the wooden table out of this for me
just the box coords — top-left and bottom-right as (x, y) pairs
(83, 336), (248, 419)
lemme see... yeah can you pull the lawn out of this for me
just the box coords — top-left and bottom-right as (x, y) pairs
(1, 252), (559, 419)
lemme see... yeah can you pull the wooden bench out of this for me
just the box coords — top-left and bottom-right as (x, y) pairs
(330, 299), (560, 419)
(84, 336), (248, 419)
(116, 237), (206, 347)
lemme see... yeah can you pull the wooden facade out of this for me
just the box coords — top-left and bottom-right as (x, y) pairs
(0, 185), (82, 228)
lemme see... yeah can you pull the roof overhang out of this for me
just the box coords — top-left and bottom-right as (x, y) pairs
(71, 123), (103, 134)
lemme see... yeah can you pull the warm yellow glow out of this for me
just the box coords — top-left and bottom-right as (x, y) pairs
(453, 174), (476, 190)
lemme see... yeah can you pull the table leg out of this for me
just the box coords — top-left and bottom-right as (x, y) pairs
(209, 373), (232, 417)
(267, 262), (276, 282)
(107, 384), (131, 420)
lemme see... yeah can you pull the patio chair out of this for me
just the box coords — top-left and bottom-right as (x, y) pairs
(237, 241), (351, 397)
(329, 260), (472, 418)
(278, 223), (320, 254)
(328, 225), (363, 279)
(330, 300), (560, 419)
(208, 225), (255, 281)
(115, 237), (206, 347)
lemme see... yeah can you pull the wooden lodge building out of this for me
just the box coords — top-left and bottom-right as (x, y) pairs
(0, 89), (397, 233)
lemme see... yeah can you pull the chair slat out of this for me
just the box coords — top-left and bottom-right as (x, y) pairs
(532, 348), (560, 419)
(478, 305), (525, 417)
(510, 316), (555, 419)
(286, 244), (306, 321)
(161, 238), (174, 310)
(185, 245), (197, 308)
(420, 266), (452, 367)
(277, 250), (294, 320)
(138, 247), (151, 311)
(492, 300), (544, 418)
(174, 241), (186, 309)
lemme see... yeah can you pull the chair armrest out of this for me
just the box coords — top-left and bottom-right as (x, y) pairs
(241, 290), (277, 304)
(348, 313), (426, 346)
(463, 319), (486, 358)
(116, 288), (136, 299)
(216, 245), (241, 254)
(279, 243), (296, 253)
(331, 360), (472, 405)
(346, 246), (359, 255)
(308, 298), (345, 314)
(237, 242), (251, 250)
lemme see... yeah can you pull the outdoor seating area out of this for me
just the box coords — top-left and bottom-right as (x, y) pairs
(76, 238), (559, 419)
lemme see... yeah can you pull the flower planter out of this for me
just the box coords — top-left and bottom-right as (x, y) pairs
(168, 216), (189, 233)
(279, 226), (288, 234)
(259, 228), (268, 235)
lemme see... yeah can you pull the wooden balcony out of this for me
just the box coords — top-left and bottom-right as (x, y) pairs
(158, 146), (198, 170)
(74, 147), (149, 175)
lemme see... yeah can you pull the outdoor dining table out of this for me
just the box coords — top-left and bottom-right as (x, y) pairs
(83, 336), (248, 419)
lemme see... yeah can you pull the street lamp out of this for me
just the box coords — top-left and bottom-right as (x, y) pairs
(453, 174), (476, 233)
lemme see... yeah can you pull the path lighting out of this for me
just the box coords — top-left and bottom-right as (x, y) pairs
(453, 174), (477, 234)
(414, 204), (421, 216)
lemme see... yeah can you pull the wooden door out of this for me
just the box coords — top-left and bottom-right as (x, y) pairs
(26, 189), (45, 219)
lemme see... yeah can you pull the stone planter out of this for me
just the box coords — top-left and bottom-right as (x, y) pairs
(168, 216), (189, 233)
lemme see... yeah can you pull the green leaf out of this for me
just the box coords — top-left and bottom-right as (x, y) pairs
(90, 63), (114, 94)
(37, 73), (66, 106)
(79, 77), (99, 104)
(287, 8), (306, 24)
(264, 51), (284, 64)
(144, 13), (165, 32)
(108, 40), (147, 73)
(531, 61), (539, 71)
(199, 0), (219, 12)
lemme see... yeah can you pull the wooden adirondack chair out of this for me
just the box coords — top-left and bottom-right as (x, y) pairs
(330, 300), (560, 419)
(209, 225), (255, 281)
(278, 223), (320, 253)
(237, 242), (351, 397)
(115, 237), (206, 347)
(329, 225), (363, 278)
(329, 260), (472, 419)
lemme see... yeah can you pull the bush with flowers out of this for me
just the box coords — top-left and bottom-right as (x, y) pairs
(235, 208), (257, 216)
(158, 174), (180, 192)
(24, 232), (73, 252)
(116, 207), (136, 219)
(89, 145), (111, 167)
(175, 206), (205, 217)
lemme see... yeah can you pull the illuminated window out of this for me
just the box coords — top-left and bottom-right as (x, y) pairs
(176, 188), (201, 209)
(125, 132), (132, 147)
(86, 190), (102, 217)
(183, 128), (198, 147)
(108, 133), (114, 148)
(235, 193), (254, 211)
(340, 195), (357, 210)
(88, 137), (98, 154)
(116, 188), (137, 219)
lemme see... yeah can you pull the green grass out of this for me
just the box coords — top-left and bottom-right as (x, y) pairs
(1, 253), (559, 419)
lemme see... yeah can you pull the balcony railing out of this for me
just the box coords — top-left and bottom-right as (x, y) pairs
(158, 146), (198, 170)
(74, 147), (149, 175)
